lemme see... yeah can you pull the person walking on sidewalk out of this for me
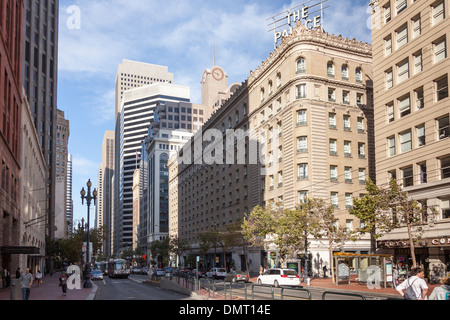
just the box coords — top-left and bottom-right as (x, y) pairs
(396, 267), (428, 300)
(429, 276), (450, 300)
(59, 271), (68, 296)
(35, 270), (42, 287)
(20, 268), (34, 300)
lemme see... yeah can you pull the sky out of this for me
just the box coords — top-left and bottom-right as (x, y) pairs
(57, 0), (373, 227)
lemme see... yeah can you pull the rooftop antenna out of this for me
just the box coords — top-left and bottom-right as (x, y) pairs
(213, 41), (216, 66)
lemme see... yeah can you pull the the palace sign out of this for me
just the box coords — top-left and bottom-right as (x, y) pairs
(268, 1), (328, 47)
(431, 237), (450, 246)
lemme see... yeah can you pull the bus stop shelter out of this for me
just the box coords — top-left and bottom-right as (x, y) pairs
(333, 252), (394, 288)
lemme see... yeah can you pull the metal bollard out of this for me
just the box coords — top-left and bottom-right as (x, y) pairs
(10, 279), (22, 301)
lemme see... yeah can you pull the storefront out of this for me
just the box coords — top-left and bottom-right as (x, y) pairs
(378, 236), (450, 283)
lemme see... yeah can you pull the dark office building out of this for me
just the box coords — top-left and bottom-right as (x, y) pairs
(22, 0), (59, 240)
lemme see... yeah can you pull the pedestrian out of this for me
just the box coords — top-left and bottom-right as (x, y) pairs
(429, 276), (450, 300)
(3, 268), (11, 288)
(259, 265), (263, 276)
(396, 267), (429, 300)
(35, 270), (42, 287)
(16, 267), (21, 279)
(59, 271), (68, 296)
(392, 267), (399, 288)
(19, 268), (34, 300)
(323, 265), (328, 278)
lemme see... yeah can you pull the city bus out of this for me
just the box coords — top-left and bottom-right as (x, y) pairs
(108, 259), (130, 279)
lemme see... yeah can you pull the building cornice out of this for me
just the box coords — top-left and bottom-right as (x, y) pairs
(249, 24), (372, 85)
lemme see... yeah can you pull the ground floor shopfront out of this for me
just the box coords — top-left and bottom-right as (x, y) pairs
(377, 236), (450, 284)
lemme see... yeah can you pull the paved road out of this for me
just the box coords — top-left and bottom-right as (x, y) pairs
(94, 274), (196, 301)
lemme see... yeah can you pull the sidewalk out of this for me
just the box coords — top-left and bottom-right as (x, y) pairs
(249, 275), (441, 299)
(0, 272), (97, 301)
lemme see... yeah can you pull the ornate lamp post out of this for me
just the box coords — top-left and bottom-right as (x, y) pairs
(80, 179), (97, 289)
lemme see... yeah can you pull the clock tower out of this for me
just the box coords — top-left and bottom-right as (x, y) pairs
(201, 66), (228, 109)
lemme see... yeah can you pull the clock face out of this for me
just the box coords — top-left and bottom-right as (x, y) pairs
(212, 67), (224, 81)
(202, 71), (208, 84)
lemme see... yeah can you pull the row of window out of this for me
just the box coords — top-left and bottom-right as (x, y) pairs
(265, 165), (367, 188)
(386, 75), (448, 123)
(294, 58), (364, 82)
(382, 0), (444, 31)
(294, 109), (366, 131)
(389, 154), (450, 188)
(387, 114), (449, 157)
(385, 37), (447, 90)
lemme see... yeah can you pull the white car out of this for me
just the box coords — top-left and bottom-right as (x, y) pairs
(257, 268), (301, 287)
(206, 268), (227, 280)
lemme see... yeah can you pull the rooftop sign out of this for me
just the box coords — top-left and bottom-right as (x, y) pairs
(267, 0), (329, 47)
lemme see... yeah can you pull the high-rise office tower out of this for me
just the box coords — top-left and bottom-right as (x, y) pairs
(370, 0), (450, 282)
(98, 130), (114, 256)
(54, 109), (69, 239)
(66, 154), (73, 234)
(112, 60), (183, 255)
(115, 59), (174, 118)
(0, 0), (24, 275)
(22, 0), (59, 241)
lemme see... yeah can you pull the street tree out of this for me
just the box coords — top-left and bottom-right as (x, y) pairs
(349, 179), (396, 253)
(242, 201), (314, 267)
(169, 236), (190, 267)
(351, 179), (435, 267)
(307, 198), (358, 284)
(198, 228), (221, 268)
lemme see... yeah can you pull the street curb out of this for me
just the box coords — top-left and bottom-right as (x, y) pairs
(86, 283), (98, 300)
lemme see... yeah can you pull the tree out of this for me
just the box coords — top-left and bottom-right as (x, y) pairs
(169, 236), (190, 267)
(242, 201), (312, 267)
(386, 179), (434, 267)
(308, 198), (358, 284)
(350, 179), (396, 253)
(351, 179), (435, 267)
(198, 228), (221, 267)
(224, 220), (250, 272)
(149, 238), (171, 267)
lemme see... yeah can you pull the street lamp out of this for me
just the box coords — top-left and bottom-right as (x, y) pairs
(80, 179), (97, 289)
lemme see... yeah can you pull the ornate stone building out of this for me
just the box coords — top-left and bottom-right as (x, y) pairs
(169, 23), (374, 275)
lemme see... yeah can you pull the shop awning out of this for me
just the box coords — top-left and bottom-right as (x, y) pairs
(0, 246), (40, 255)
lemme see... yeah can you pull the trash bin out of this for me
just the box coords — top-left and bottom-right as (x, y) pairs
(10, 279), (22, 300)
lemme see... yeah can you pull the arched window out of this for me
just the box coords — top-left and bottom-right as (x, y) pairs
(356, 68), (363, 83)
(342, 64), (349, 80)
(296, 58), (306, 74)
(327, 62), (335, 77)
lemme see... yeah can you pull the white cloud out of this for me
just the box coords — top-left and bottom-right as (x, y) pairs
(72, 154), (99, 177)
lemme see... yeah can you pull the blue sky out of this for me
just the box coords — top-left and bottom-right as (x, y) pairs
(57, 0), (373, 226)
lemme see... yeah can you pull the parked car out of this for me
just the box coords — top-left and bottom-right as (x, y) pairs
(141, 267), (149, 275)
(206, 268), (227, 280)
(257, 268), (301, 288)
(91, 270), (104, 281)
(132, 267), (141, 274)
(225, 271), (250, 283)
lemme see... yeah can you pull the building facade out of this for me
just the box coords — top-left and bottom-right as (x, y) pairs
(370, 0), (450, 282)
(113, 81), (191, 255)
(22, 0), (59, 242)
(19, 90), (47, 276)
(66, 153), (73, 234)
(248, 25), (374, 274)
(169, 70), (259, 271)
(54, 109), (69, 239)
(170, 24), (374, 275)
(97, 130), (114, 255)
(0, 0), (24, 278)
